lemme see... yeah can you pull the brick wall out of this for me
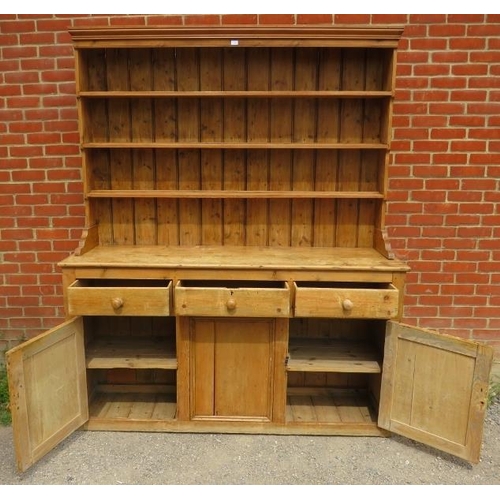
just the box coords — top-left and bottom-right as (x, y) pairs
(1, 14), (499, 361)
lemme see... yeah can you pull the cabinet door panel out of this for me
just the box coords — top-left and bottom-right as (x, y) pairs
(6, 318), (88, 472)
(379, 321), (493, 464)
(190, 319), (275, 421)
(215, 321), (273, 419)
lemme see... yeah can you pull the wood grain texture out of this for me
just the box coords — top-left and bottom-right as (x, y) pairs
(379, 321), (494, 464)
(6, 318), (88, 473)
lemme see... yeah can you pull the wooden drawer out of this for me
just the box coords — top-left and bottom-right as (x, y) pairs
(293, 282), (399, 319)
(174, 280), (290, 317)
(67, 279), (172, 316)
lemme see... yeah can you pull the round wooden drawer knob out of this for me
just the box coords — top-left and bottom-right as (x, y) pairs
(342, 299), (354, 311)
(226, 298), (237, 311)
(111, 297), (124, 310)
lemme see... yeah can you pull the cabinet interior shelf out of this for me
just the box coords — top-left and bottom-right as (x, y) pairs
(287, 339), (382, 373)
(86, 337), (177, 369)
(82, 142), (388, 150)
(78, 90), (393, 98)
(86, 189), (384, 200)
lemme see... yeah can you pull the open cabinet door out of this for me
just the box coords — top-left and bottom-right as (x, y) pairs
(6, 317), (89, 472)
(379, 321), (493, 464)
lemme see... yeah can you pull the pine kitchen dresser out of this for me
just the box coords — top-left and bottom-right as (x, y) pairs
(6, 25), (493, 472)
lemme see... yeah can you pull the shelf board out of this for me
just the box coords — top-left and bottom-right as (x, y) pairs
(86, 337), (177, 370)
(86, 189), (384, 200)
(82, 142), (388, 150)
(287, 339), (382, 373)
(79, 90), (393, 98)
(286, 388), (377, 424)
(60, 245), (411, 273)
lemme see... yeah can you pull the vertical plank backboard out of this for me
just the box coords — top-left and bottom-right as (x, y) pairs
(200, 48), (224, 245)
(222, 48), (246, 245)
(6, 318), (88, 472)
(130, 49), (157, 245)
(83, 49), (113, 244)
(153, 48), (179, 246)
(269, 48), (293, 246)
(177, 48), (202, 245)
(106, 48), (134, 245)
(379, 321), (493, 463)
(291, 48), (316, 247)
(246, 47), (270, 246)
(336, 48), (365, 247)
(315, 48), (341, 247)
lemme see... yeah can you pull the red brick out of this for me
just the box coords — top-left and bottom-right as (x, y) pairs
(469, 77), (500, 89)
(449, 115), (485, 127)
(413, 90), (448, 102)
(259, 14), (295, 25)
(456, 250), (490, 262)
(450, 38), (486, 50)
(0, 20), (36, 33)
(146, 16), (183, 26)
(430, 128), (465, 140)
(422, 227), (456, 238)
(412, 165), (449, 177)
(19, 32), (55, 45)
(448, 191), (482, 202)
(297, 14), (332, 24)
(2, 46), (37, 59)
(431, 51), (468, 64)
(450, 90), (487, 102)
(333, 15), (371, 24)
(371, 14), (408, 24)
(109, 16), (146, 27)
(432, 76), (467, 89)
(446, 214), (481, 226)
(410, 38), (448, 51)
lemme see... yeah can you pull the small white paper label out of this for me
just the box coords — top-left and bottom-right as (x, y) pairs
(231, 40), (239, 46)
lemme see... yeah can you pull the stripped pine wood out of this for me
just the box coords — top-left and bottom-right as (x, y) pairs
(222, 48), (246, 245)
(177, 48), (201, 245)
(269, 48), (293, 246)
(291, 48), (316, 248)
(200, 47), (223, 245)
(315, 48), (341, 247)
(23, 29), (493, 472)
(246, 47), (270, 246)
(85, 337), (177, 369)
(153, 48), (179, 245)
(129, 50), (157, 245)
(379, 322), (493, 463)
(87, 189), (384, 199)
(79, 90), (394, 98)
(214, 320), (273, 418)
(6, 318), (88, 472)
(286, 389), (377, 424)
(287, 339), (381, 373)
(82, 50), (113, 244)
(106, 49), (134, 245)
(190, 319), (215, 417)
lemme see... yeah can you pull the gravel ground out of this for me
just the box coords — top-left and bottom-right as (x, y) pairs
(0, 399), (499, 486)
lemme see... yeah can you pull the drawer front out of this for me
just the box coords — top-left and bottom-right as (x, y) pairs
(294, 283), (399, 319)
(175, 281), (290, 317)
(67, 280), (171, 316)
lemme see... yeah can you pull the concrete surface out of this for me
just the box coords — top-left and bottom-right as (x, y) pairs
(0, 399), (499, 486)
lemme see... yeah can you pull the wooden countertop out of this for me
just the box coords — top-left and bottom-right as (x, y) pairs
(59, 245), (409, 272)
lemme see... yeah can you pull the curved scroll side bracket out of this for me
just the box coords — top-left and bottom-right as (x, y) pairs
(374, 228), (395, 260)
(73, 224), (99, 256)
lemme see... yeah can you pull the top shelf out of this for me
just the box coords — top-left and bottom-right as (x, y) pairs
(78, 90), (393, 99)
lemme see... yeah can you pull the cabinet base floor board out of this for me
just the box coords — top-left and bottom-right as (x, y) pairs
(84, 419), (388, 437)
